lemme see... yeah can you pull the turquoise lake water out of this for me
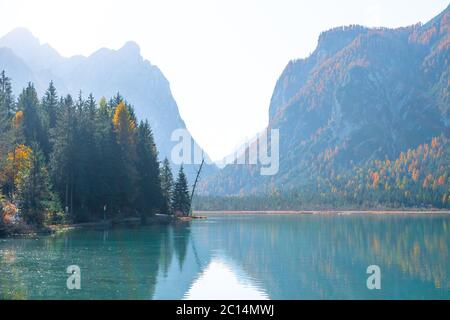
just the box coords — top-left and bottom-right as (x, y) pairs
(0, 213), (449, 300)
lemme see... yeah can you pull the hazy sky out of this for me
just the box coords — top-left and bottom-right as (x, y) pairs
(0, 0), (448, 160)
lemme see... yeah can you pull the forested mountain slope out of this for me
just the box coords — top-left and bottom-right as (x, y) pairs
(199, 5), (449, 209)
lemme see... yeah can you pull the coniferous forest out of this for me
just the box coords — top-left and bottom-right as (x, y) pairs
(194, 135), (450, 211)
(0, 71), (191, 235)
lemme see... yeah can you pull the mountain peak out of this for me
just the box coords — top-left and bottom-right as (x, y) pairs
(119, 41), (141, 56)
(0, 27), (40, 47)
(0, 27), (63, 72)
(317, 25), (368, 52)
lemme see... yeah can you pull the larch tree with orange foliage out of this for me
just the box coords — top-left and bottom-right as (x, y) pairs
(112, 101), (138, 210)
(113, 101), (136, 149)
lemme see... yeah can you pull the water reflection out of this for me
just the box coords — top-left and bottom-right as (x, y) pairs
(0, 214), (449, 299)
(184, 258), (269, 300)
(201, 214), (449, 299)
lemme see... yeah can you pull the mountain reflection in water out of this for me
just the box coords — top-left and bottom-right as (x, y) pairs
(0, 214), (449, 299)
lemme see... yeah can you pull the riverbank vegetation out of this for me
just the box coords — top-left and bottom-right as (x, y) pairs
(0, 71), (192, 237)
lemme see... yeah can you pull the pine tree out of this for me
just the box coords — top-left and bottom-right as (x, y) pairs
(79, 93), (99, 214)
(71, 92), (95, 220)
(160, 158), (174, 215)
(0, 70), (15, 133)
(42, 81), (58, 130)
(110, 92), (124, 111)
(86, 93), (96, 119)
(94, 100), (124, 216)
(16, 143), (51, 227)
(112, 101), (137, 212)
(135, 120), (161, 221)
(17, 83), (49, 157)
(0, 71), (15, 196)
(172, 166), (191, 216)
(50, 95), (76, 219)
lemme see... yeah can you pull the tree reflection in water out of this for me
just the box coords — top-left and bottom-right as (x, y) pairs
(0, 214), (448, 299)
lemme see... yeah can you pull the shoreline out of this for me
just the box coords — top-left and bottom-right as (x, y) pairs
(0, 214), (179, 239)
(195, 210), (450, 215)
(2, 210), (449, 238)
(0, 214), (203, 238)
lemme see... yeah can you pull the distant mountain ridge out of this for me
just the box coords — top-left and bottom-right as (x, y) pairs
(0, 28), (217, 180)
(200, 4), (450, 196)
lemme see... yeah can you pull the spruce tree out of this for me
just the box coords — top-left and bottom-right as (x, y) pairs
(112, 101), (137, 212)
(17, 83), (49, 157)
(50, 95), (76, 219)
(72, 92), (93, 220)
(135, 120), (161, 220)
(0, 71), (15, 195)
(42, 81), (58, 130)
(93, 98), (123, 217)
(79, 93), (98, 214)
(160, 158), (174, 215)
(0, 70), (15, 133)
(172, 166), (191, 216)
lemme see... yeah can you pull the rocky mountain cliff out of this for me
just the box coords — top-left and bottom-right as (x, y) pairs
(200, 5), (450, 196)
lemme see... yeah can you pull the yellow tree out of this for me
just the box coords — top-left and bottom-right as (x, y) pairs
(4, 144), (33, 189)
(113, 102), (136, 148)
(4, 111), (26, 194)
(13, 111), (24, 130)
(112, 101), (137, 210)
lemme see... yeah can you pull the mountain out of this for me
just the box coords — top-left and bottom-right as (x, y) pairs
(200, 5), (450, 196)
(0, 28), (217, 181)
(0, 47), (39, 91)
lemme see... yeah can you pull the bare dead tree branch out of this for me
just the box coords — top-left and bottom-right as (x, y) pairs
(190, 157), (205, 216)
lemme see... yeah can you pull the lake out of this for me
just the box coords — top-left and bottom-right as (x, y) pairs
(0, 213), (449, 300)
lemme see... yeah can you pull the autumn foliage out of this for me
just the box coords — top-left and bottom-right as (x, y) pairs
(321, 136), (449, 208)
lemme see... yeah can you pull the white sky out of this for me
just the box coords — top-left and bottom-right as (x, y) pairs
(0, 0), (448, 160)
